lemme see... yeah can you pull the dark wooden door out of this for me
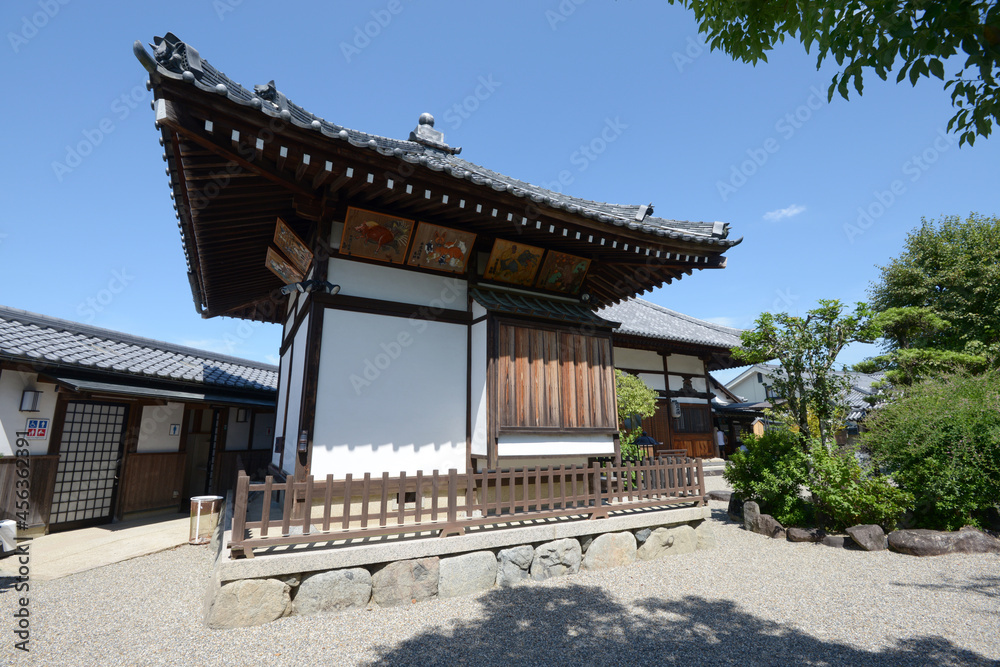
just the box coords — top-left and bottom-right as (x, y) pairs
(48, 401), (129, 529)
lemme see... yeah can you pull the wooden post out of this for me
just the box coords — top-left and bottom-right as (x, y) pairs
(230, 471), (249, 558)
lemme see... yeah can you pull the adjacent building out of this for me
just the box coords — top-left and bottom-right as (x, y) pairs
(0, 306), (276, 534)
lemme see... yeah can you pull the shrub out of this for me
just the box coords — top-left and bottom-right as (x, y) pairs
(807, 443), (913, 532)
(862, 370), (1000, 530)
(723, 430), (813, 526)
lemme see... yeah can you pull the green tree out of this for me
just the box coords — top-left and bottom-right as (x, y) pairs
(614, 369), (658, 456)
(858, 213), (999, 383)
(734, 300), (880, 446)
(862, 369), (1000, 529)
(667, 1), (1000, 145)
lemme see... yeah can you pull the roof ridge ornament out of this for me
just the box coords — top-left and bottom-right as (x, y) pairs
(151, 32), (202, 78)
(253, 80), (288, 112)
(635, 203), (654, 221)
(409, 113), (461, 155)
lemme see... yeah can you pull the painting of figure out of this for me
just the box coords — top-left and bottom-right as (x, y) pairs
(407, 222), (477, 273)
(265, 246), (304, 284)
(483, 239), (545, 287)
(340, 207), (415, 264)
(535, 250), (591, 294)
(273, 217), (314, 275)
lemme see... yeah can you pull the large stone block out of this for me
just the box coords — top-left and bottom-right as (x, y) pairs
(371, 557), (439, 607)
(205, 578), (292, 629)
(581, 532), (636, 571)
(636, 525), (697, 560)
(439, 551), (497, 599)
(744, 501), (785, 539)
(530, 538), (581, 581)
(293, 568), (372, 616)
(496, 545), (534, 587)
(888, 527), (1000, 556)
(787, 527), (827, 543)
(846, 524), (887, 551)
(695, 521), (716, 550)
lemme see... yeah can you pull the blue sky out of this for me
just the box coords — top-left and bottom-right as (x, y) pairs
(2, 1), (997, 381)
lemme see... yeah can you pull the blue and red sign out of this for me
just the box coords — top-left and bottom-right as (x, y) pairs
(24, 419), (49, 439)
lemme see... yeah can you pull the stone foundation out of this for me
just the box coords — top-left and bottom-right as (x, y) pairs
(205, 506), (713, 628)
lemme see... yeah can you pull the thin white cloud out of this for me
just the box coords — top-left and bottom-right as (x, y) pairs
(264, 354), (280, 365)
(763, 204), (806, 222)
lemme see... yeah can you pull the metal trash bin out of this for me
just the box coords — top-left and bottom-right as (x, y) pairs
(189, 495), (223, 545)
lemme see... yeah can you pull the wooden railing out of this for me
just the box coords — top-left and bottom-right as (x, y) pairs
(229, 457), (704, 558)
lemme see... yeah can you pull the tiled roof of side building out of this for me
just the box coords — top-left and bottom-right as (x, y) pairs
(0, 306), (278, 392)
(597, 298), (744, 349)
(135, 33), (740, 249)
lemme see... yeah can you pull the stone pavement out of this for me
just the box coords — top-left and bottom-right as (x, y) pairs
(0, 512), (193, 581)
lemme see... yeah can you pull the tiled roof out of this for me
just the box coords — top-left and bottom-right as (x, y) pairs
(0, 306), (277, 392)
(135, 33), (739, 249)
(470, 288), (619, 328)
(596, 298), (743, 349)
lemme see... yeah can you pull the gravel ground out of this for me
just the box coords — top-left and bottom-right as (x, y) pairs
(3, 479), (998, 666)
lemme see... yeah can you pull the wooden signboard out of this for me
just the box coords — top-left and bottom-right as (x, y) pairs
(340, 207), (415, 264)
(535, 250), (591, 294)
(265, 246), (304, 284)
(483, 239), (544, 287)
(407, 222), (477, 273)
(273, 217), (313, 274)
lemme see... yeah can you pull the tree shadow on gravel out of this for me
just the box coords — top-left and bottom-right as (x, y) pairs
(892, 574), (1000, 604)
(364, 583), (995, 667)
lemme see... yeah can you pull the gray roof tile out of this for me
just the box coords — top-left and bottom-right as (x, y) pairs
(0, 305), (277, 392)
(137, 33), (740, 251)
(596, 298), (743, 349)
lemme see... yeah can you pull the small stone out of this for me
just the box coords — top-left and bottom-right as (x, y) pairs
(496, 545), (534, 587)
(530, 538), (581, 581)
(743, 501), (760, 532)
(847, 524), (887, 551)
(371, 558), (439, 607)
(821, 535), (858, 549)
(787, 527), (827, 543)
(278, 573), (301, 587)
(707, 490), (732, 502)
(438, 552), (497, 599)
(294, 569), (371, 616)
(727, 494), (744, 522)
(634, 528), (652, 545)
(205, 578), (291, 629)
(582, 532), (636, 571)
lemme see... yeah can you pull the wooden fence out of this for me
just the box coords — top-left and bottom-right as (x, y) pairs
(229, 457), (704, 558)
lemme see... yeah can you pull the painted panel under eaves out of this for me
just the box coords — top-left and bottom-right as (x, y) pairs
(311, 309), (467, 477)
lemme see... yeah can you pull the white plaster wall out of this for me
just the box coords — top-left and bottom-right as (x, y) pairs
(731, 376), (768, 403)
(497, 433), (614, 458)
(272, 347), (291, 468)
(281, 313), (310, 474)
(224, 408), (252, 451)
(613, 347), (663, 372)
(636, 373), (666, 392)
(328, 257), (467, 309)
(251, 412), (276, 450)
(470, 319), (488, 457)
(311, 309), (467, 477)
(666, 354), (704, 375)
(135, 402), (185, 453)
(0, 371), (57, 456)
